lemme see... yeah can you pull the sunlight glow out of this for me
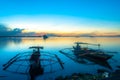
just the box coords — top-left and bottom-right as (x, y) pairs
(1, 15), (120, 36)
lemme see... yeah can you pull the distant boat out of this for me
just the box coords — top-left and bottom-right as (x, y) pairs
(43, 35), (48, 40)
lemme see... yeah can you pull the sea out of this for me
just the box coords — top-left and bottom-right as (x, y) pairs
(0, 37), (120, 80)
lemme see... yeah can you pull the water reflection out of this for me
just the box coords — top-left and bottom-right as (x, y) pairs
(1, 37), (118, 49)
(0, 37), (22, 49)
(0, 37), (120, 80)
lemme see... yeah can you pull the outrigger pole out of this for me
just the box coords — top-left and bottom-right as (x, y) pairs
(55, 54), (64, 69)
(75, 42), (101, 49)
(3, 53), (21, 70)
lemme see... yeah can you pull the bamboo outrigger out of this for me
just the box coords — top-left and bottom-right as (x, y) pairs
(3, 46), (64, 80)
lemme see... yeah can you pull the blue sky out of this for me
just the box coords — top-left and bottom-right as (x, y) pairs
(0, 0), (120, 34)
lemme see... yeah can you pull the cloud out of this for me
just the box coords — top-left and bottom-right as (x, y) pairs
(0, 24), (24, 36)
(0, 24), (11, 31)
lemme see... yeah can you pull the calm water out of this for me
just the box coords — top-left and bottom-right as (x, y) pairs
(0, 37), (120, 80)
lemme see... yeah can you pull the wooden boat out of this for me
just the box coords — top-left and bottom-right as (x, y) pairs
(59, 42), (114, 69)
(74, 49), (113, 61)
(3, 46), (64, 75)
(73, 42), (113, 61)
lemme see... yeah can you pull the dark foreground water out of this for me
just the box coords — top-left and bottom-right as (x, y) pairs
(0, 37), (120, 80)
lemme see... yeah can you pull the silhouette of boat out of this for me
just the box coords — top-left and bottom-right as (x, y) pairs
(59, 42), (114, 69)
(43, 35), (48, 40)
(3, 46), (64, 79)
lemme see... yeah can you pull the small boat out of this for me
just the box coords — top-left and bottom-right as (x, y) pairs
(72, 42), (113, 61)
(43, 35), (48, 40)
(76, 50), (113, 61)
(59, 42), (114, 69)
(3, 46), (64, 80)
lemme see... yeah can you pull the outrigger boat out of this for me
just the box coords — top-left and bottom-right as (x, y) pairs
(59, 42), (114, 69)
(3, 46), (64, 80)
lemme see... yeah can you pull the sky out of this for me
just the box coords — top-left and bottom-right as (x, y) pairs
(0, 0), (120, 36)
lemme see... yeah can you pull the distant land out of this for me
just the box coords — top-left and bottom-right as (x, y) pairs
(0, 24), (120, 38)
(0, 35), (120, 37)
